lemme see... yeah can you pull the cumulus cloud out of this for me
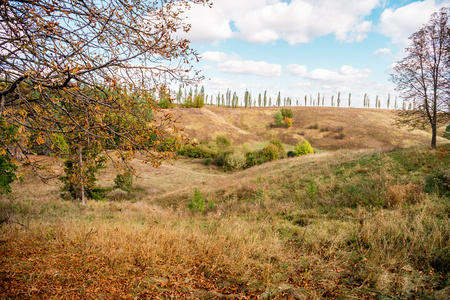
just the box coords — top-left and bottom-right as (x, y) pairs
(373, 48), (391, 58)
(200, 51), (283, 77)
(377, 0), (450, 45)
(288, 65), (372, 93)
(200, 51), (230, 63)
(218, 60), (283, 77)
(286, 64), (308, 77)
(287, 64), (371, 82)
(180, 0), (380, 45)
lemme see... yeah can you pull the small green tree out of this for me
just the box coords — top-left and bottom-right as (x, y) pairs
(0, 119), (19, 195)
(294, 140), (314, 156)
(269, 139), (286, 158)
(0, 154), (18, 195)
(215, 136), (231, 148)
(444, 125), (450, 139)
(262, 144), (279, 161)
(188, 188), (205, 213)
(114, 171), (134, 192)
(223, 151), (246, 171)
(245, 152), (258, 168)
(274, 110), (283, 127)
(280, 108), (293, 118)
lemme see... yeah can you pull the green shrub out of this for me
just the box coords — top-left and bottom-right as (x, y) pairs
(281, 108), (293, 118)
(287, 151), (295, 158)
(114, 171), (134, 192)
(294, 140), (314, 156)
(262, 144), (279, 161)
(425, 170), (450, 197)
(444, 125), (450, 139)
(269, 139), (286, 158)
(203, 157), (213, 166)
(158, 98), (172, 109)
(245, 152), (258, 168)
(188, 188), (205, 213)
(192, 94), (204, 108)
(215, 136), (231, 148)
(274, 111), (283, 127)
(59, 148), (107, 201)
(0, 153), (18, 195)
(0, 119), (19, 194)
(223, 151), (247, 171)
(177, 144), (216, 158)
(214, 150), (232, 167)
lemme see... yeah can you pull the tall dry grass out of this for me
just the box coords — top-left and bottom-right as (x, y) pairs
(1, 145), (449, 298)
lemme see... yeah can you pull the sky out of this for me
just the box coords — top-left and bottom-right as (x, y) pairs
(175, 0), (450, 108)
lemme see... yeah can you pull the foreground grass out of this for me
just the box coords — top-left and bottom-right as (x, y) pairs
(1, 145), (449, 299)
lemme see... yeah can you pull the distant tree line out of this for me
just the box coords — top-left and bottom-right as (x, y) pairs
(167, 86), (405, 110)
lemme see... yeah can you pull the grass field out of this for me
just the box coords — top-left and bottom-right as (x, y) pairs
(1, 106), (449, 299)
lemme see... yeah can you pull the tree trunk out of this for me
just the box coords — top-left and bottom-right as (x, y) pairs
(431, 123), (437, 149)
(79, 146), (86, 205)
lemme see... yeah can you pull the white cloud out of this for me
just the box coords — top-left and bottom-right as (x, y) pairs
(377, 0), (450, 45)
(286, 64), (308, 77)
(373, 48), (391, 57)
(218, 60), (283, 77)
(288, 65), (372, 94)
(200, 51), (229, 62)
(288, 65), (371, 82)
(180, 0), (380, 45)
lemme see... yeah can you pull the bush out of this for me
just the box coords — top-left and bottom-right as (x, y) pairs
(274, 111), (283, 127)
(188, 188), (205, 213)
(215, 136), (231, 148)
(214, 150), (231, 167)
(281, 108), (293, 118)
(59, 149), (107, 200)
(444, 125), (450, 139)
(0, 153), (18, 195)
(158, 98), (172, 109)
(308, 122), (319, 130)
(283, 117), (292, 128)
(192, 94), (204, 108)
(177, 144), (216, 158)
(245, 151), (258, 168)
(294, 140), (314, 156)
(425, 170), (450, 197)
(287, 151), (295, 158)
(114, 171), (134, 192)
(262, 144), (279, 161)
(269, 139), (286, 158)
(223, 151), (247, 171)
(203, 157), (213, 166)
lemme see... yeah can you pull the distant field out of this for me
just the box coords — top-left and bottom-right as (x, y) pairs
(1, 107), (449, 299)
(170, 106), (447, 150)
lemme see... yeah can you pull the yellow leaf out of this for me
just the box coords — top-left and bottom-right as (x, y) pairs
(37, 135), (45, 145)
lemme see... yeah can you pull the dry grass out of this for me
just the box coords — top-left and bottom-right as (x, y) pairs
(2, 144), (449, 298)
(170, 106), (447, 150)
(1, 108), (449, 298)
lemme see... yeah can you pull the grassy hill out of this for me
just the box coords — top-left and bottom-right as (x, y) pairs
(1, 107), (449, 299)
(170, 106), (448, 150)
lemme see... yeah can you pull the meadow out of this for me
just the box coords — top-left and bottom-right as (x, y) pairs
(1, 106), (449, 299)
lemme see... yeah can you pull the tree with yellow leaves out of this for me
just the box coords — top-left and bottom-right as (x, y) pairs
(0, 0), (210, 203)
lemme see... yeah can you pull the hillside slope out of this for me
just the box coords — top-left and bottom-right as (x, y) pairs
(169, 106), (447, 150)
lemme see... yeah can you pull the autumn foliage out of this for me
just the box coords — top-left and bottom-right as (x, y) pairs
(0, 0), (210, 201)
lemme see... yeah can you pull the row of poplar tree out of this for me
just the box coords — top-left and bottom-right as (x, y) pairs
(171, 86), (409, 110)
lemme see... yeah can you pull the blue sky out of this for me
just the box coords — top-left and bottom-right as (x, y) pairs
(177, 0), (450, 108)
